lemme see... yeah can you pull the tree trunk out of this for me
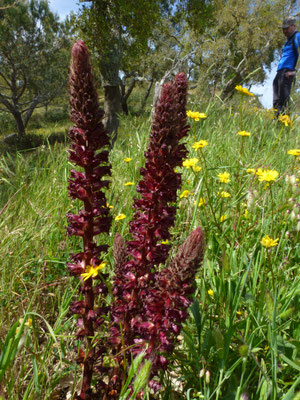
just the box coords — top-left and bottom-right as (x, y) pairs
(120, 78), (136, 115)
(24, 98), (40, 128)
(140, 79), (153, 112)
(220, 76), (241, 101)
(0, 95), (26, 137)
(151, 79), (165, 120)
(103, 85), (121, 145)
(13, 110), (26, 137)
(120, 81), (129, 115)
(99, 31), (122, 145)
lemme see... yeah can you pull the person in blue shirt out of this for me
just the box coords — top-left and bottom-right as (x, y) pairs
(273, 16), (300, 115)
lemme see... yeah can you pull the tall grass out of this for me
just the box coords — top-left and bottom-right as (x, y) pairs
(0, 98), (299, 399)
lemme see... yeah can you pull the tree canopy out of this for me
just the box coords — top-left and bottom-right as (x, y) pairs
(0, 0), (72, 136)
(191, 0), (298, 99)
(76, 0), (215, 140)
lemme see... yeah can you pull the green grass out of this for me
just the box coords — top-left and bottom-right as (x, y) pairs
(0, 96), (299, 399)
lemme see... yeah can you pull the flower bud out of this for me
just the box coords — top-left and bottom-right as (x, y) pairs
(246, 191), (254, 208)
(205, 370), (210, 384)
(240, 392), (249, 400)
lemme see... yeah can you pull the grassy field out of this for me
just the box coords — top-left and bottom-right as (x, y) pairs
(0, 93), (299, 399)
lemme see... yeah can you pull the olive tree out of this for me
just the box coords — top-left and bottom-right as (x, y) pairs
(0, 0), (71, 137)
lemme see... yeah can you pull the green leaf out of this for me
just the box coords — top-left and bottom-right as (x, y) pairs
(279, 353), (300, 372)
(190, 298), (201, 344)
(265, 291), (274, 322)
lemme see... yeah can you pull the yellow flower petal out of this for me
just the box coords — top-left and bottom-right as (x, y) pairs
(81, 262), (106, 281)
(115, 214), (126, 221)
(186, 110), (207, 121)
(237, 131), (251, 137)
(220, 215), (227, 222)
(218, 171), (231, 183)
(287, 149), (300, 156)
(278, 114), (292, 127)
(182, 158), (199, 168)
(235, 85), (254, 97)
(257, 169), (279, 182)
(193, 166), (202, 172)
(192, 140), (208, 150)
(194, 197), (205, 207)
(261, 235), (279, 248)
(180, 190), (190, 198)
(218, 191), (231, 198)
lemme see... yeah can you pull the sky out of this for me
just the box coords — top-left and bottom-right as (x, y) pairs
(48, 0), (276, 109)
(252, 64), (277, 109)
(48, 0), (81, 21)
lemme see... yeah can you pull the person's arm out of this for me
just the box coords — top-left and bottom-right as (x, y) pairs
(285, 31), (300, 77)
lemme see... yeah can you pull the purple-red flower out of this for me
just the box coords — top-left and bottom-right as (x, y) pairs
(105, 73), (205, 394)
(67, 40), (112, 399)
(66, 45), (205, 397)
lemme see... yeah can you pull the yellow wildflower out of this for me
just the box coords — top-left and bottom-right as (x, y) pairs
(261, 235), (279, 248)
(186, 110), (207, 121)
(235, 85), (254, 97)
(247, 168), (263, 175)
(180, 190), (190, 198)
(256, 169), (279, 182)
(182, 158), (199, 168)
(81, 262), (106, 281)
(243, 209), (249, 219)
(220, 215), (227, 222)
(26, 318), (33, 327)
(19, 318), (33, 327)
(287, 149), (300, 157)
(115, 214), (126, 221)
(193, 166), (202, 172)
(218, 171), (231, 183)
(208, 289), (214, 297)
(237, 131), (251, 137)
(194, 197), (206, 207)
(218, 191), (231, 198)
(124, 181), (134, 186)
(278, 114), (292, 127)
(161, 240), (169, 245)
(123, 157), (132, 162)
(192, 140), (208, 150)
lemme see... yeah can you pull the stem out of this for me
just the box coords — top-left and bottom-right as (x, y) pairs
(239, 95), (243, 131)
(269, 184), (274, 234)
(262, 125), (284, 165)
(267, 251), (276, 294)
(199, 149), (221, 233)
(198, 150), (232, 246)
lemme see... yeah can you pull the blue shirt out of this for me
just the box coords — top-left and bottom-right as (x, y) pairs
(277, 31), (300, 71)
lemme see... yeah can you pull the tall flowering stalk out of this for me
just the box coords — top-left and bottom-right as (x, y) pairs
(107, 73), (205, 395)
(67, 41), (112, 399)
(66, 41), (205, 398)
